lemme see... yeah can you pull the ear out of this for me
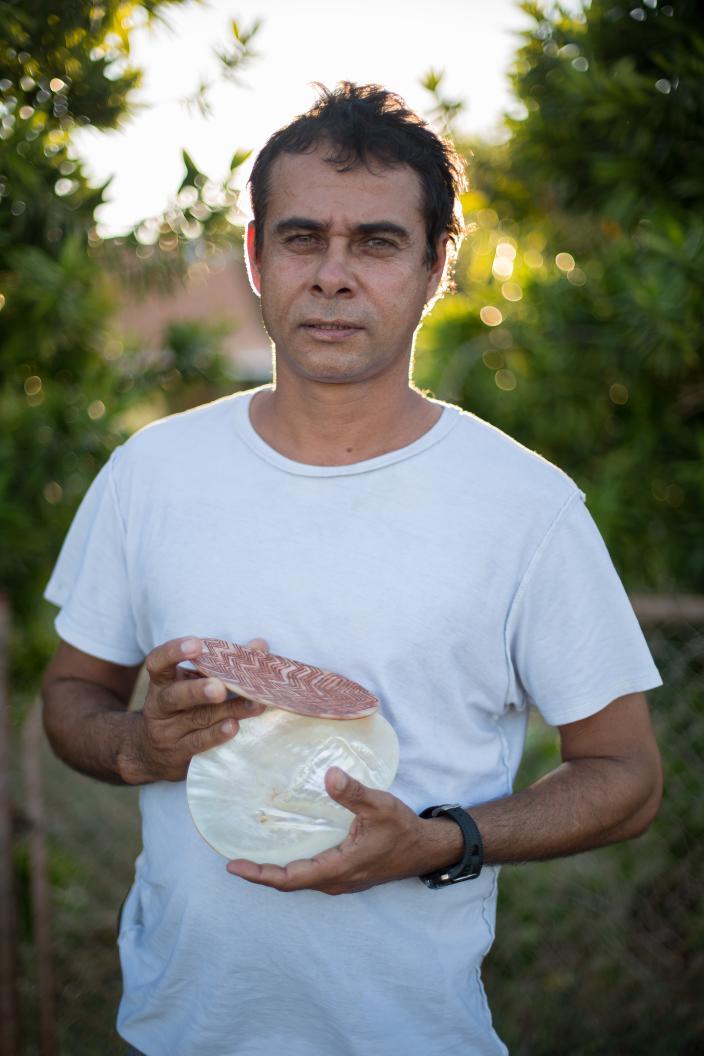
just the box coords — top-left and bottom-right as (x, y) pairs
(244, 222), (262, 298)
(425, 234), (450, 303)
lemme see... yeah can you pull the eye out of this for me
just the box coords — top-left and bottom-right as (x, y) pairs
(285, 233), (321, 247)
(362, 237), (396, 250)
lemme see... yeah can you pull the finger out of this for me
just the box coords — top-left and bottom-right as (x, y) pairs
(226, 849), (344, 891)
(324, 767), (386, 815)
(245, 637), (268, 652)
(159, 671), (260, 712)
(187, 716), (243, 756)
(226, 860), (281, 886)
(146, 637), (203, 686)
(160, 674), (230, 713)
(176, 668), (201, 682)
(175, 698), (264, 732)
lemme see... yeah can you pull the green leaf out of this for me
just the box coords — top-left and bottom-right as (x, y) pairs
(178, 148), (203, 191)
(229, 148), (251, 171)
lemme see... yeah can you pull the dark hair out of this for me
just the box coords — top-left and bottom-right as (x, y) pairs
(248, 82), (466, 274)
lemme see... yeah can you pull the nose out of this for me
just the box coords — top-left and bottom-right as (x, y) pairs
(311, 240), (355, 298)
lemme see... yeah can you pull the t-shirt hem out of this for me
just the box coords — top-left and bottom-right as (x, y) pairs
(44, 582), (66, 608)
(533, 669), (663, 727)
(54, 613), (144, 667)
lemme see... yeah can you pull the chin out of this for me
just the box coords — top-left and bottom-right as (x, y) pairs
(298, 368), (373, 386)
(285, 352), (382, 385)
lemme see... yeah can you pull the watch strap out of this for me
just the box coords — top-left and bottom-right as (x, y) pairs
(419, 804), (483, 888)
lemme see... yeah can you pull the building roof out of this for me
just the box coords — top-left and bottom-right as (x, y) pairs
(116, 251), (272, 381)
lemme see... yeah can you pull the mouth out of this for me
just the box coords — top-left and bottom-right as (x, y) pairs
(301, 320), (364, 341)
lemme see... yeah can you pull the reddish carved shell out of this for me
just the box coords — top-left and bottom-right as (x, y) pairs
(193, 639), (380, 720)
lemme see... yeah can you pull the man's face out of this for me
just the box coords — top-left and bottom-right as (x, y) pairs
(246, 146), (447, 386)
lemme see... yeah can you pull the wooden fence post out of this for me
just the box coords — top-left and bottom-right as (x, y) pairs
(23, 697), (57, 1055)
(631, 593), (704, 626)
(0, 592), (21, 1054)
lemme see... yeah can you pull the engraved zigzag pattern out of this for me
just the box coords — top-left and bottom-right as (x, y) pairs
(195, 639), (379, 719)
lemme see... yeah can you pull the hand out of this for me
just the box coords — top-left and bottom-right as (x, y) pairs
(226, 767), (451, 895)
(137, 635), (268, 782)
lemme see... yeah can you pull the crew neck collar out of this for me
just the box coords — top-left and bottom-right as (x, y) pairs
(232, 386), (458, 477)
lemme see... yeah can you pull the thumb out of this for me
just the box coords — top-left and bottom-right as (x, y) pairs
(246, 637), (269, 652)
(325, 767), (374, 813)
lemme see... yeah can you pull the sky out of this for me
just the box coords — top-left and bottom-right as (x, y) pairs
(74, 0), (538, 235)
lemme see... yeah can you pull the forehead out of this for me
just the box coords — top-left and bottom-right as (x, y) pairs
(264, 147), (425, 230)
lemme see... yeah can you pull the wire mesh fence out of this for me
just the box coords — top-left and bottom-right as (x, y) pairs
(10, 607), (704, 1055)
(484, 613), (704, 1055)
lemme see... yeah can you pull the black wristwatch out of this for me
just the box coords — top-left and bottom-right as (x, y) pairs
(419, 804), (483, 888)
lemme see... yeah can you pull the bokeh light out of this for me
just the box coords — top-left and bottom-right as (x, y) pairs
(43, 481), (63, 504)
(609, 383), (629, 405)
(87, 400), (106, 420)
(501, 281), (523, 301)
(495, 368), (517, 391)
(524, 249), (543, 268)
(480, 305), (503, 326)
(555, 251), (576, 273)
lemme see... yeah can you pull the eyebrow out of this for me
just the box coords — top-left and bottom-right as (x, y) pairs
(273, 217), (411, 241)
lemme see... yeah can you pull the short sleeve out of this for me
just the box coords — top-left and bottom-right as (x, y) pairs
(505, 492), (662, 726)
(44, 450), (144, 666)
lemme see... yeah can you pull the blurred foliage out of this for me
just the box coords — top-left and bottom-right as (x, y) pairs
(184, 16), (261, 116)
(0, 4), (701, 1053)
(417, 0), (704, 592)
(103, 143), (252, 296)
(485, 625), (704, 1054)
(0, 1), (257, 694)
(418, 10), (704, 1046)
(420, 68), (464, 138)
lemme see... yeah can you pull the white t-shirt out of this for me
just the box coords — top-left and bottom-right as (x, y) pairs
(45, 388), (661, 1056)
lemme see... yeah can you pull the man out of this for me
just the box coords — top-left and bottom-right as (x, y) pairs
(42, 83), (662, 1056)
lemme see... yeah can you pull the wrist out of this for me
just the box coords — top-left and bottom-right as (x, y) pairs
(117, 711), (156, 785)
(418, 805), (484, 887)
(415, 814), (465, 875)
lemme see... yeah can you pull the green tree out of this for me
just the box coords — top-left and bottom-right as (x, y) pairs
(416, 6), (704, 1052)
(0, 2), (257, 690)
(417, 0), (704, 591)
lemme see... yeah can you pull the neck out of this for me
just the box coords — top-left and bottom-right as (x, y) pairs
(249, 369), (441, 467)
